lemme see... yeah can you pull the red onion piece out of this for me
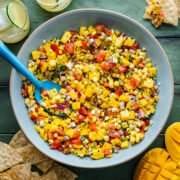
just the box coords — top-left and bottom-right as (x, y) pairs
(66, 95), (71, 101)
(138, 110), (144, 119)
(119, 102), (125, 110)
(57, 104), (66, 110)
(39, 56), (47, 60)
(144, 95), (150, 101)
(78, 92), (82, 98)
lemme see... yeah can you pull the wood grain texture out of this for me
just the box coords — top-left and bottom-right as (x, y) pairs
(0, 0), (179, 179)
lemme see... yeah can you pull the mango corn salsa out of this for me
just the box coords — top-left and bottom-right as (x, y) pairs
(21, 24), (159, 160)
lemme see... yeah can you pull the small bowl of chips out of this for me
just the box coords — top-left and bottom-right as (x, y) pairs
(143, 0), (180, 28)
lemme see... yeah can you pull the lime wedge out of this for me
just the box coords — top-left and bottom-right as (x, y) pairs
(0, 8), (11, 32)
(6, 2), (27, 29)
(39, 0), (59, 4)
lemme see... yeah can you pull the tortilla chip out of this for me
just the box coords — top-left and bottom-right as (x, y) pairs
(144, 0), (178, 26)
(0, 142), (23, 172)
(2, 163), (31, 180)
(35, 160), (53, 173)
(51, 163), (78, 180)
(30, 172), (41, 180)
(16, 144), (49, 165)
(0, 173), (12, 180)
(41, 170), (58, 180)
(9, 130), (29, 148)
(173, 0), (180, 18)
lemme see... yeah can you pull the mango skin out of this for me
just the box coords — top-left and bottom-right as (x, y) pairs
(133, 148), (180, 180)
(165, 122), (180, 163)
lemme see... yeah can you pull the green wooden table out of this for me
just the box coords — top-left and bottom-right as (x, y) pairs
(0, 0), (180, 179)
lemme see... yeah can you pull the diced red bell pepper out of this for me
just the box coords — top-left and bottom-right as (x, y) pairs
(65, 140), (72, 148)
(38, 47), (46, 52)
(41, 89), (48, 96)
(134, 103), (140, 111)
(130, 77), (140, 88)
(109, 63), (116, 69)
(73, 130), (80, 139)
(89, 123), (98, 131)
(21, 89), (28, 97)
(87, 110), (92, 120)
(96, 24), (106, 32)
(119, 65), (128, 73)
(48, 132), (54, 139)
(131, 42), (139, 50)
(115, 88), (124, 96)
(145, 120), (150, 126)
(64, 43), (74, 54)
(51, 44), (60, 55)
(103, 82), (109, 87)
(78, 115), (85, 123)
(50, 139), (62, 149)
(107, 123), (115, 130)
(72, 139), (82, 145)
(104, 149), (112, 156)
(101, 63), (111, 71)
(64, 147), (71, 154)
(73, 72), (82, 81)
(106, 29), (112, 36)
(79, 107), (88, 116)
(81, 41), (88, 50)
(31, 114), (37, 121)
(57, 129), (66, 136)
(97, 51), (106, 62)
(66, 86), (72, 92)
(109, 131), (121, 138)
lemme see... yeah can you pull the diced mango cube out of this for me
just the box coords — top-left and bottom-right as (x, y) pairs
(124, 38), (135, 47)
(72, 102), (81, 110)
(115, 36), (124, 47)
(60, 32), (72, 43)
(32, 51), (40, 60)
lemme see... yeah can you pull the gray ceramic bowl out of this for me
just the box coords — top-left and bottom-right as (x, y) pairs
(10, 9), (174, 168)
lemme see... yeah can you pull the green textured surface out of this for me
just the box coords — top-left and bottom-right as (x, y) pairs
(0, 0), (179, 179)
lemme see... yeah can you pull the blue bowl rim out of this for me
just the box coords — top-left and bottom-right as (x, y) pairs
(9, 8), (174, 168)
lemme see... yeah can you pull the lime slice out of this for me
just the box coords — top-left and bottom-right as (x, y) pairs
(40, 0), (59, 4)
(0, 8), (11, 32)
(39, 0), (60, 9)
(6, 2), (27, 29)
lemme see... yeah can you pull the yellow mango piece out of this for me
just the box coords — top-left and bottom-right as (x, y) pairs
(32, 51), (40, 60)
(91, 148), (104, 160)
(133, 148), (180, 180)
(60, 32), (72, 43)
(165, 122), (180, 162)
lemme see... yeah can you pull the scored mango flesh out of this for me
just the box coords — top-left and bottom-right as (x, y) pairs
(165, 122), (180, 163)
(133, 148), (180, 180)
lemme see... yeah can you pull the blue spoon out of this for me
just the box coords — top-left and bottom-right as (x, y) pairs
(0, 40), (68, 116)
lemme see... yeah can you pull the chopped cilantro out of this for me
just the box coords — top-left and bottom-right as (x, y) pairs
(57, 64), (66, 71)
(121, 137), (126, 141)
(101, 140), (105, 145)
(129, 56), (132, 62)
(80, 136), (85, 141)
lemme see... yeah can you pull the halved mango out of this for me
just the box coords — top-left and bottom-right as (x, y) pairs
(133, 148), (180, 180)
(165, 122), (180, 162)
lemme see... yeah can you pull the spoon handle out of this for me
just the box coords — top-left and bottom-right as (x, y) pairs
(0, 40), (42, 90)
